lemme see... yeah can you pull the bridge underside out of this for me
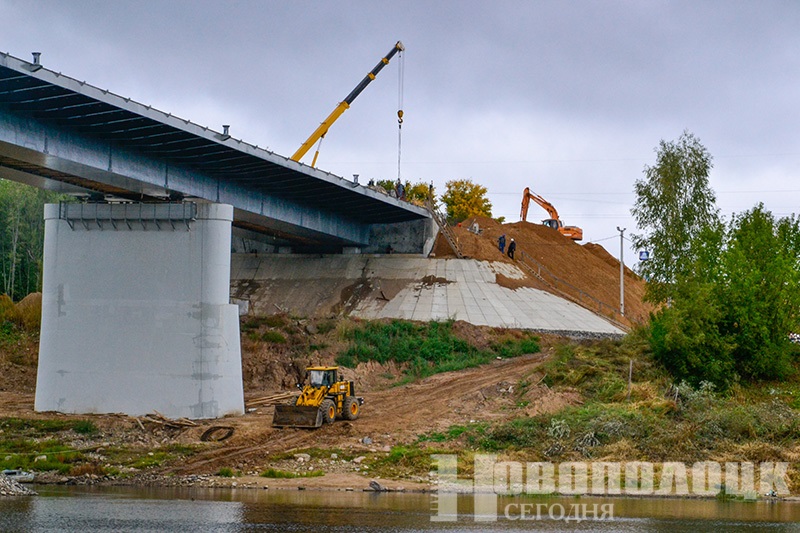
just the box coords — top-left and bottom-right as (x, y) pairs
(0, 51), (434, 254)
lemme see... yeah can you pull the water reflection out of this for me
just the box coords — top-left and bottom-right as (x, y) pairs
(0, 486), (798, 532)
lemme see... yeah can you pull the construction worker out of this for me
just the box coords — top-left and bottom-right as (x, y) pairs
(507, 238), (516, 259)
(498, 234), (506, 253)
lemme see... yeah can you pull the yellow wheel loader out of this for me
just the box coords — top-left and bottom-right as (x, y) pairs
(272, 366), (364, 428)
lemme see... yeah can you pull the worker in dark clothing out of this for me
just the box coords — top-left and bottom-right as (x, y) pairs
(507, 238), (516, 259)
(498, 234), (506, 253)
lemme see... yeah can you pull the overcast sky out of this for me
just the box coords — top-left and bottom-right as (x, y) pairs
(2, 0), (799, 259)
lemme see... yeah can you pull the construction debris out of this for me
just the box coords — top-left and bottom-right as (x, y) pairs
(246, 392), (296, 408)
(141, 411), (198, 429)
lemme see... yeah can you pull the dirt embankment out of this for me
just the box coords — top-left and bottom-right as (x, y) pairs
(433, 216), (651, 324)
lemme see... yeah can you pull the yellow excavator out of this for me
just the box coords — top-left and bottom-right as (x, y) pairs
(272, 366), (363, 428)
(291, 41), (404, 168)
(520, 187), (583, 241)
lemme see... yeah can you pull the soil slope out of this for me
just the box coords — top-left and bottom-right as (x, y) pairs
(433, 216), (650, 324)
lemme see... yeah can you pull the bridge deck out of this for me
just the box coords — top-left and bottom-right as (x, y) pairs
(0, 51), (428, 250)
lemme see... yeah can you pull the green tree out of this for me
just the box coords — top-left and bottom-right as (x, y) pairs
(649, 223), (734, 388)
(716, 205), (800, 380)
(440, 179), (491, 223)
(0, 179), (64, 300)
(631, 131), (718, 303)
(375, 179), (434, 206)
(375, 179), (396, 194)
(406, 181), (433, 205)
(649, 204), (800, 388)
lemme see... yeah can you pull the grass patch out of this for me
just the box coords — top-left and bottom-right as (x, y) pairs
(367, 444), (459, 479)
(261, 330), (287, 343)
(418, 424), (474, 443)
(117, 444), (199, 470)
(217, 467), (235, 477)
(73, 420), (98, 435)
(268, 447), (354, 462)
(0, 417), (75, 434)
(335, 320), (539, 380)
(260, 468), (324, 479)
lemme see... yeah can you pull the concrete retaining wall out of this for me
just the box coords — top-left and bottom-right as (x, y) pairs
(231, 254), (623, 335)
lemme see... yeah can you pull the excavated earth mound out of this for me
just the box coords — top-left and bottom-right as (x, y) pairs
(433, 216), (650, 325)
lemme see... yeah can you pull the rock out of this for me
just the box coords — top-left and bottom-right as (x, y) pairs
(330, 453), (338, 460)
(361, 436), (373, 445)
(305, 323), (318, 335)
(353, 456), (366, 464)
(369, 480), (387, 492)
(0, 474), (37, 496)
(294, 453), (311, 463)
(34, 455), (47, 462)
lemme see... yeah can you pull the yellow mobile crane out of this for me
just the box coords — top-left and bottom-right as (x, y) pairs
(291, 41), (405, 168)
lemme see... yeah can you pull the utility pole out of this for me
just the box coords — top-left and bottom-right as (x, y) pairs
(617, 226), (626, 316)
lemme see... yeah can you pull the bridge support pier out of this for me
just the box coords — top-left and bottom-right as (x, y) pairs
(35, 203), (244, 419)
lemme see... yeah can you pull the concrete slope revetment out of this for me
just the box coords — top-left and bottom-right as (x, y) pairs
(231, 255), (624, 336)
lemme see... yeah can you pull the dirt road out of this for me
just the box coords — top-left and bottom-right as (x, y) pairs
(168, 351), (550, 475)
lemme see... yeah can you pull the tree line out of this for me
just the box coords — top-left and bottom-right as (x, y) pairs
(632, 131), (800, 388)
(0, 179), (64, 301)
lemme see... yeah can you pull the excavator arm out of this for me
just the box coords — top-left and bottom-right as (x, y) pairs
(520, 187), (559, 221)
(520, 186), (583, 241)
(291, 41), (405, 167)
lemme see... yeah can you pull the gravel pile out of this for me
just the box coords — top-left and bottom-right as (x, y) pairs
(0, 474), (37, 496)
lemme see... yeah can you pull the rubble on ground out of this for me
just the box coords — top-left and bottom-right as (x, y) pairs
(0, 474), (36, 496)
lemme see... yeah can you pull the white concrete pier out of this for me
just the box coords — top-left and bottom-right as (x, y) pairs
(35, 203), (243, 419)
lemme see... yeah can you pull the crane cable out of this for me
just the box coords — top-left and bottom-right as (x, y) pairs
(396, 47), (405, 182)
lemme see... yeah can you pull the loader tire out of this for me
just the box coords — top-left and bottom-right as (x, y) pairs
(321, 399), (336, 424)
(343, 396), (360, 421)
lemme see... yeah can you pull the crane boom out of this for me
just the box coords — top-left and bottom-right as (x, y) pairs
(291, 41), (405, 167)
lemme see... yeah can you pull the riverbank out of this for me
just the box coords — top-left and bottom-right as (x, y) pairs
(2, 317), (800, 498)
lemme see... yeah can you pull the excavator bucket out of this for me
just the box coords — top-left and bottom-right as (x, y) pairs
(272, 405), (324, 428)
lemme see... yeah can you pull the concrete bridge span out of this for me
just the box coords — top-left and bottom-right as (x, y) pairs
(0, 51), (435, 254)
(0, 50), (436, 418)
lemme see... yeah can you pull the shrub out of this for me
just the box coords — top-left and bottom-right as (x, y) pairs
(14, 292), (41, 331)
(72, 420), (98, 435)
(260, 468), (323, 478)
(261, 330), (287, 343)
(0, 294), (15, 322)
(263, 315), (287, 328)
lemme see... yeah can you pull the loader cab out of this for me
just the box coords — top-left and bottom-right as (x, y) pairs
(307, 367), (338, 388)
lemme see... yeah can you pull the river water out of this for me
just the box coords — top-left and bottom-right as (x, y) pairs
(1, 486), (799, 532)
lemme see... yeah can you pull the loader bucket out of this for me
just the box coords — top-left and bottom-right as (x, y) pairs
(272, 404), (324, 428)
